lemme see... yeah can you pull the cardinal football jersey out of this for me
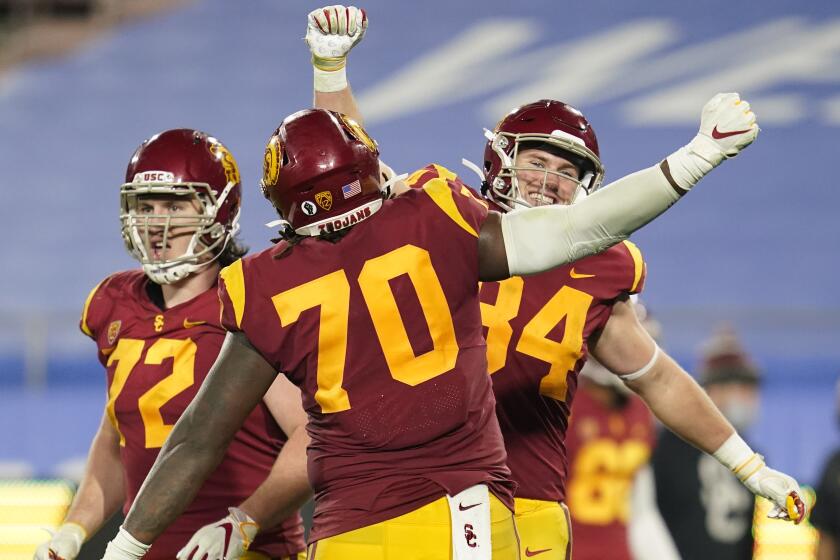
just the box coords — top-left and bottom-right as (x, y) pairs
(218, 164), (514, 543)
(565, 388), (655, 560)
(80, 271), (305, 559)
(479, 239), (647, 503)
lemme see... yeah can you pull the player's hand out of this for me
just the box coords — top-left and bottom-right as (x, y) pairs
(33, 523), (85, 560)
(689, 92), (758, 167)
(305, 5), (368, 71)
(176, 507), (259, 560)
(739, 460), (807, 524)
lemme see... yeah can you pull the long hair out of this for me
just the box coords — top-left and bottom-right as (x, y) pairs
(272, 229), (349, 259)
(217, 235), (248, 266)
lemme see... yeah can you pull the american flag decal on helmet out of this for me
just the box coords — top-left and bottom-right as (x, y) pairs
(342, 179), (362, 199)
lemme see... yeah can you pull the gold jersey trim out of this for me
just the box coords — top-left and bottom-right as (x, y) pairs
(80, 279), (105, 337)
(220, 259), (246, 328)
(421, 165), (479, 238)
(622, 240), (645, 293)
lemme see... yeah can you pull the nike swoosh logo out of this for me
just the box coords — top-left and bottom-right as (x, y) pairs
(569, 268), (595, 279)
(221, 522), (233, 554)
(711, 125), (752, 139)
(459, 502), (482, 511)
(183, 319), (206, 329)
(525, 547), (553, 557)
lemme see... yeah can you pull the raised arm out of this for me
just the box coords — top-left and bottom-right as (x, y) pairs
(306, 5), (409, 198)
(307, 4), (367, 123)
(101, 332), (279, 559)
(478, 93), (759, 281)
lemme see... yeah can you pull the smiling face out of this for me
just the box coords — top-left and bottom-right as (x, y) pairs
(512, 147), (582, 206)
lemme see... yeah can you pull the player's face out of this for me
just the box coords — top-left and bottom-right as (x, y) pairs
(513, 148), (581, 206)
(135, 195), (203, 262)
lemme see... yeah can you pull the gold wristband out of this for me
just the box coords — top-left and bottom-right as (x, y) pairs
(312, 55), (346, 72)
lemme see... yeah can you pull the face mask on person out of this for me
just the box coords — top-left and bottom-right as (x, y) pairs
(720, 399), (758, 432)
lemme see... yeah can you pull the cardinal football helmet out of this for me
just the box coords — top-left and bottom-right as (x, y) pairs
(120, 128), (242, 284)
(260, 109), (382, 237)
(483, 99), (604, 211)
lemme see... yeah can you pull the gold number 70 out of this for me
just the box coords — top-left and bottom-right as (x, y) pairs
(272, 244), (459, 413)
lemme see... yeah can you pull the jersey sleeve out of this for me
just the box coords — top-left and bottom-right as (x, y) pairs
(620, 240), (647, 295)
(218, 259), (246, 333)
(79, 278), (109, 338)
(406, 164), (489, 239)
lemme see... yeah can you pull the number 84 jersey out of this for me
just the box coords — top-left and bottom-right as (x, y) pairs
(80, 270), (304, 559)
(479, 240), (646, 503)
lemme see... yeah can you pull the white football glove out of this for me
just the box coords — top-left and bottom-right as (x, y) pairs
(666, 92), (759, 191)
(736, 454), (807, 524)
(176, 507), (259, 560)
(713, 434), (806, 524)
(33, 523), (86, 560)
(305, 5), (368, 71)
(691, 92), (759, 163)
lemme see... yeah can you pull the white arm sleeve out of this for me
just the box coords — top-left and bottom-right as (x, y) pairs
(501, 164), (680, 276)
(629, 466), (683, 560)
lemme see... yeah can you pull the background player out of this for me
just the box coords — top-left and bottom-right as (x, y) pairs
(34, 129), (309, 560)
(304, 7), (804, 558)
(564, 300), (659, 560)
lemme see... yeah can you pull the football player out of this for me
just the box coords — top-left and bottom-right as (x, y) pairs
(306, 8), (806, 559)
(100, 9), (770, 560)
(478, 99), (805, 559)
(34, 130), (309, 560)
(474, 98), (806, 559)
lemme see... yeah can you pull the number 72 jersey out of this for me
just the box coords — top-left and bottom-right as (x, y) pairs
(479, 240), (647, 503)
(79, 270), (304, 559)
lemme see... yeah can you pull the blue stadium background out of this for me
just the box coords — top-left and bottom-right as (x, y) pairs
(0, 0), (837, 489)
